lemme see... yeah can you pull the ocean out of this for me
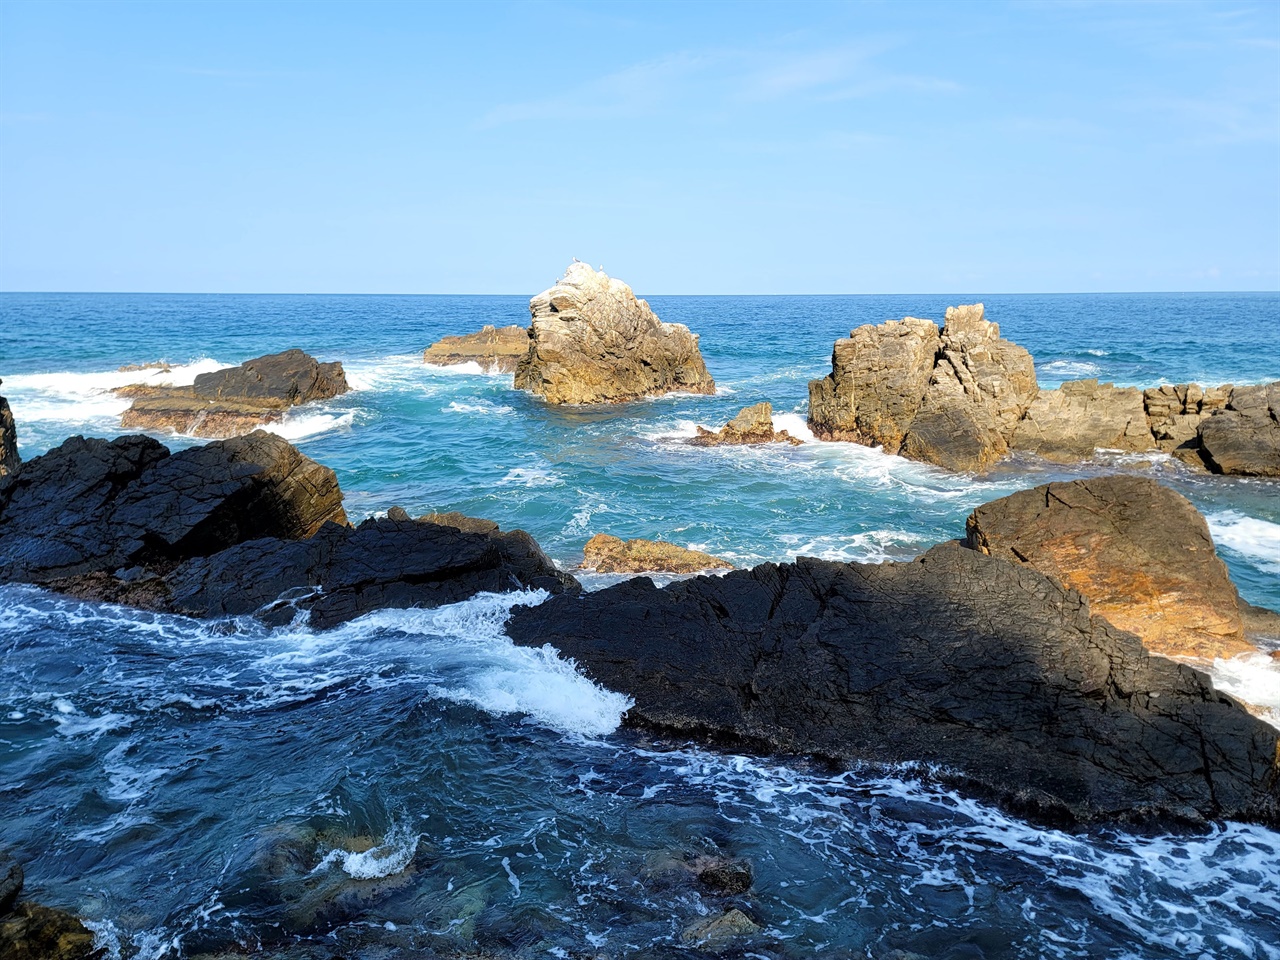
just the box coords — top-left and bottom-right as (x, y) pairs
(1, 290), (1278, 958)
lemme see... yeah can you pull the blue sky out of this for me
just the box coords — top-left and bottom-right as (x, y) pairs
(1, 0), (1276, 294)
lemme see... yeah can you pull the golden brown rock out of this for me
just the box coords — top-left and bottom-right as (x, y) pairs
(423, 324), (528, 373)
(582, 534), (733, 574)
(689, 401), (801, 447)
(1011, 379), (1157, 462)
(0, 903), (103, 960)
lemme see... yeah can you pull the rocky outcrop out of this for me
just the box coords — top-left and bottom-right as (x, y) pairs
(0, 381), (19, 482)
(808, 305), (1037, 472)
(119, 349), (349, 438)
(0, 431), (346, 586)
(1197, 382), (1280, 477)
(1144, 383), (1232, 460)
(507, 545), (1280, 827)
(423, 324), (528, 373)
(1010, 379), (1156, 462)
(688, 402), (802, 447)
(581, 534), (733, 575)
(0, 852), (103, 960)
(514, 263), (715, 404)
(965, 476), (1255, 660)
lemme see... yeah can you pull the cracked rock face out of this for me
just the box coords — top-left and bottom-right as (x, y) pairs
(1010, 379), (1156, 462)
(507, 544), (1279, 827)
(514, 263), (715, 404)
(1197, 382), (1280, 477)
(965, 475), (1254, 661)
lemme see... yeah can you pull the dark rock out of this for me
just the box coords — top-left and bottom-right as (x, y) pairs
(507, 546), (1280, 827)
(964, 475), (1254, 660)
(0, 381), (19, 482)
(424, 324), (529, 373)
(1, 851), (21, 916)
(421, 511), (502, 536)
(0, 903), (103, 960)
(692, 856), (753, 895)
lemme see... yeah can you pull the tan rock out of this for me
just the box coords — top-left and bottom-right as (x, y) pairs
(965, 475), (1254, 661)
(1144, 383), (1232, 457)
(682, 908), (762, 946)
(514, 262), (715, 404)
(1010, 379), (1156, 462)
(0, 903), (103, 960)
(1197, 382), (1280, 477)
(423, 324), (528, 373)
(689, 401), (802, 447)
(582, 534), (733, 575)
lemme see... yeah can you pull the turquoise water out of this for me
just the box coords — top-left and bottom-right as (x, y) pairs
(2, 291), (1279, 958)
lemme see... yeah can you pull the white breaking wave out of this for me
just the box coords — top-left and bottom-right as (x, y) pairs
(1208, 512), (1280, 574)
(314, 822), (421, 879)
(445, 399), (515, 416)
(260, 410), (356, 442)
(500, 466), (563, 487)
(1208, 653), (1280, 729)
(635, 419), (701, 442)
(771, 412), (817, 442)
(1040, 359), (1102, 378)
(776, 529), (930, 564)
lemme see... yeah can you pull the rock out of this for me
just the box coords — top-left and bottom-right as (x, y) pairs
(808, 305), (1037, 472)
(1, 381), (19, 481)
(682, 908), (763, 947)
(581, 534), (733, 575)
(1240, 599), (1280, 641)
(514, 262), (715, 404)
(120, 348), (349, 438)
(964, 475), (1253, 660)
(1197, 382), (1280, 476)
(424, 324), (528, 373)
(689, 402), (802, 447)
(508, 545), (1280, 827)
(0, 903), (103, 960)
(0, 431), (346, 587)
(1, 851), (22, 916)
(1010, 379), (1156, 462)
(1143, 383), (1232, 460)
(692, 856), (753, 895)
(420, 510), (502, 536)
(166, 514), (579, 629)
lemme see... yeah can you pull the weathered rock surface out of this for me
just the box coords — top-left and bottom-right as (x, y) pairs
(1010, 379), (1156, 462)
(682, 907), (763, 946)
(423, 324), (528, 373)
(514, 262), (715, 404)
(808, 305), (1037, 471)
(0, 381), (19, 482)
(1144, 382), (1232, 459)
(1197, 382), (1280, 476)
(0, 431), (346, 586)
(0, 853), (21, 917)
(119, 349), (349, 438)
(581, 533), (733, 575)
(689, 401), (802, 447)
(964, 476), (1254, 660)
(0, 852), (103, 960)
(508, 546), (1280, 827)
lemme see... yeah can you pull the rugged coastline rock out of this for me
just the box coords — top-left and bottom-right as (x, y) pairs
(119, 349), (349, 438)
(1143, 382), (1232, 461)
(1196, 382), (1280, 476)
(514, 262), (715, 404)
(508, 545), (1280, 827)
(964, 476), (1255, 660)
(423, 324), (528, 373)
(581, 534), (733, 575)
(0, 381), (19, 481)
(1010, 380), (1156, 462)
(688, 402), (802, 447)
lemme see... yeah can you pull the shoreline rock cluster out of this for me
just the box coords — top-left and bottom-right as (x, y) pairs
(118, 348), (349, 438)
(808, 304), (1280, 475)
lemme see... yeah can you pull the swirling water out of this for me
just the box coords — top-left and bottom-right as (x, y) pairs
(1, 291), (1279, 958)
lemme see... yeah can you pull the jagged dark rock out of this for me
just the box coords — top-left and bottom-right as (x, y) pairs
(507, 545), (1280, 827)
(0, 380), (19, 482)
(1197, 382), (1280, 476)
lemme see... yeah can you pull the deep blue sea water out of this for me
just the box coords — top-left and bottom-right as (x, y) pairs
(1, 291), (1279, 958)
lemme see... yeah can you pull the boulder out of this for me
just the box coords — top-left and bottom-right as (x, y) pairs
(508, 546), (1280, 827)
(1197, 382), (1280, 476)
(964, 475), (1253, 660)
(1143, 383), (1232, 460)
(1010, 379), (1156, 462)
(0, 904), (103, 960)
(0, 431), (346, 586)
(423, 324), (528, 373)
(514, 262), (715, 404)
(119, 348), (349, 438)
(581, 534), (733, 575)
(0, 382), (20, 481)
(682, 908), (763, 946)
(689, 402), (802, 447)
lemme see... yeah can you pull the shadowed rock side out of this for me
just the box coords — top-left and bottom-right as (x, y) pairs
(964, 476), (1258, 660)
(119, 348), (349, 438)
(0, 852), (103, 960)
(423, 324), (528, 373)
(0, 382), (19, 481)
(514, 262), (715, 404)
(1197, 382), (1280, 476)
(582, 534), (733, 574)
(507, 546), (1280, 827)
(688, 402), (802, 447)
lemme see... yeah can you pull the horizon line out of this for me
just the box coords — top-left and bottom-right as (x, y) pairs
(2, 289), (1278, 298)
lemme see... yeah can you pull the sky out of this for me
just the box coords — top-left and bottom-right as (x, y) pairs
(0, 0), (1277, 294)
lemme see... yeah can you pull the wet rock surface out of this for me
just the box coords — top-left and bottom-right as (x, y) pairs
(581, 533), (734, 574)
(508, 545), (1280, 827)
(424, 324), (529, 373)
(515, 262), (715, 404)
(119, 348), (349, 438)
(965, 475), (1257, 660)
(0, 852), (103, 960)
(0, 381), (19, 481)
(689, 402), (802, 447)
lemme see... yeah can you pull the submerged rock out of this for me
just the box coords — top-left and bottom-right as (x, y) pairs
(581, 534), (733, 575)
(689, 402), (802, 447)
(965, 475), (1256, 661)
(119, 348), (349, 438)
(1010, 379), (1156, 462)
(508, 545), (1280, 827)
(424, 324), (528, 373)
(682, 907), (763, 946)
(514, 262), (715, 404)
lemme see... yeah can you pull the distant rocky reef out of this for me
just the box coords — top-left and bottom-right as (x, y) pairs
(118, 348), (349, 438)
(423, 323), (528, 373)
(513, 262), (715, 404)
(808, 304), (1280, 475)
